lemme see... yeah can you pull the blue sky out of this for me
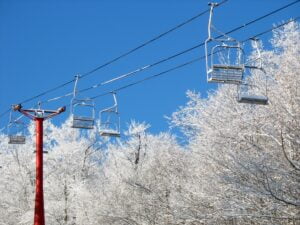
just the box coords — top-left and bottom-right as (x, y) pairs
(0, 0), (299, 135)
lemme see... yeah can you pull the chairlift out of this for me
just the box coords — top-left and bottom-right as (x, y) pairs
(99, 92), (120, 137)
(8, 109), (26, 144)
(70, 75), (96, 129)
(237, 70), (268, 105)
(71, 98), (95, 129)
(205, 3), (245, 84)
(237, 38), (268, 105)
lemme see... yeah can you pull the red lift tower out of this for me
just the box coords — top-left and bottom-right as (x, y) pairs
(13, 104), (65, 225)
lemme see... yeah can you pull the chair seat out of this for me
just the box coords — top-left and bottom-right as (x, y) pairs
(72, 119), (94, 129)
(99, 130), (120, 137)
(9, 136), (26, 144)
(208, 65), (244, 84)
(213, 64), (244, 70)
(238, 95), (268, 105)
(73, 116), (94, 121)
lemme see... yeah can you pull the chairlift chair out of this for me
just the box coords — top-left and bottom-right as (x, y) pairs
(205, 2), (245, 84)
(99, 93), (121, 137)
(8, 110), (26, 144)
(70, 75), (96, 129)
(71, 98), (95, 129)
(207, 44), (245, 84)
(237, 38), (268, 105)
(9, 136), (26, 144)
(237, 71), (268, 105)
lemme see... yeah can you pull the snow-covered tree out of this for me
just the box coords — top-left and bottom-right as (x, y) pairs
(171, 21), (300, 224)
(0, 22), (299, 225)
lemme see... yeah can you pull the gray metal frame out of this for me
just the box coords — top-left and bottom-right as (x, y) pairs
(208, 45), (245, 84)
(205, 2), (245, 84)
(71, 98), (95, 129)
(237, 70), (268, 105)
(99, 92), (121, 137)
(237, 39), (268, 105)
(70, 75), (96, 129)
(8, 135), (26, 144)
(7, 111), (26, 145)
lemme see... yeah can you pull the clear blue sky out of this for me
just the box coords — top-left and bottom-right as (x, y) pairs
(0, 0), (299, 135)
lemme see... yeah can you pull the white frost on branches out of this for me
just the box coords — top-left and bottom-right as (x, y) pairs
(0, 22), (299, 225)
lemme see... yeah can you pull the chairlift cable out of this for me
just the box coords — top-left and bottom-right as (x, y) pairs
(41, 13), (299, 104)
(249, 16), (300, 39)
(0, 0), (297, 119)
(0, 4), (222, 119)
(81, 0), (229, 78)
(223, 0), (300, 37)
(90, 17), (300, 100)
(91, 58), (202, 100)
(43, 11), (300, 104)
(0, 16), (297, 133)
(43, 65), (152, 103)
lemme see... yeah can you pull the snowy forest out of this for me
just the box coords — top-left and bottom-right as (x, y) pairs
(0, 22), (299, 225)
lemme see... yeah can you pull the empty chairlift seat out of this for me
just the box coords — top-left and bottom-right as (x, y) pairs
(8, 135), (26, 144)
(238, 94), (268, 105)
(99, 124), (120, 137)
(207, 45), (245, 84)
(99, 93), (120, 138)
(7, 111), (26, 144)
(237, 77), (268, 106)
(209, 64), (244, 84)
(204, 3), (245, 84)
(72, 115), (94, 129)
(71, 98), (95, 129)
(70, 75), (96, 129)
(237, 42), (269, 106)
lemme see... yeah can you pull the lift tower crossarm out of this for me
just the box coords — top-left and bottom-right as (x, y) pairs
(12, 104), (65, 225)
